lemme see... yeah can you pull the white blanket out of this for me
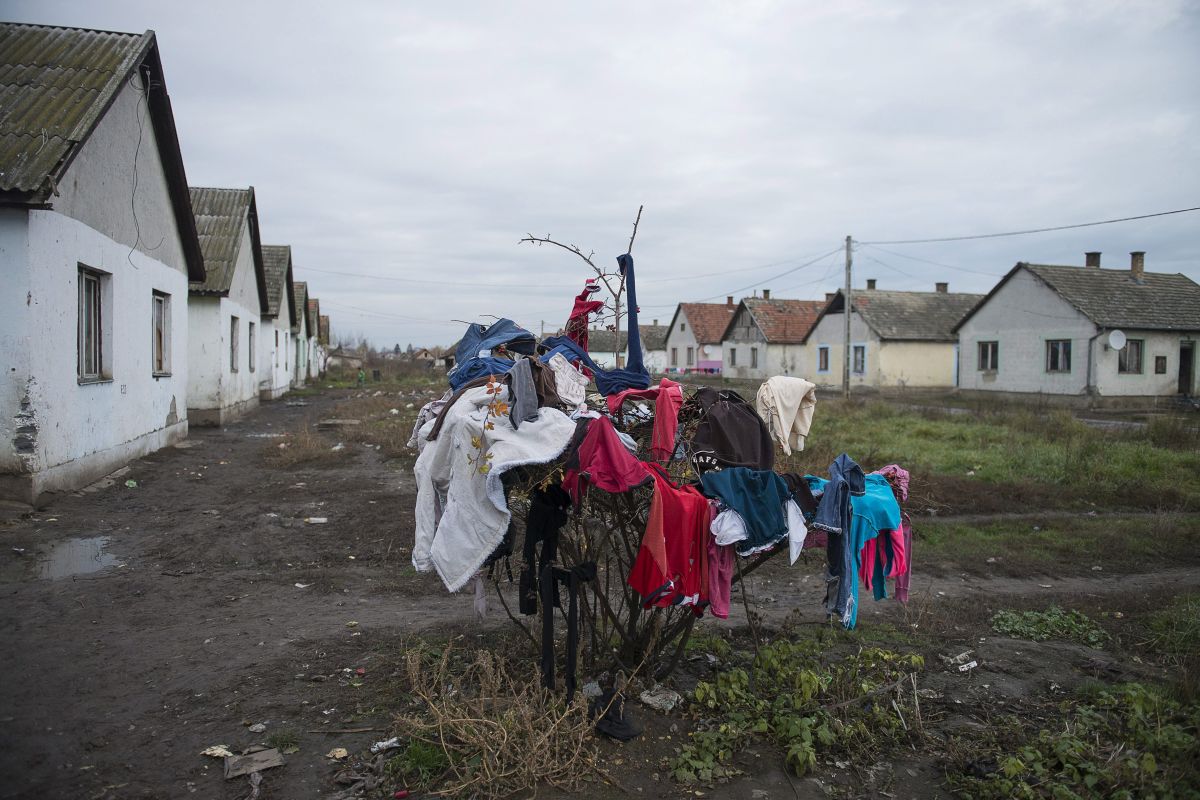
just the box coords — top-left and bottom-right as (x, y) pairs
(412, 385), (577, 592)
(756, 376), (817, 455)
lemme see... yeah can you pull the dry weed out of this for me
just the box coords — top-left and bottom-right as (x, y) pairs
(396, 646), (605, 799)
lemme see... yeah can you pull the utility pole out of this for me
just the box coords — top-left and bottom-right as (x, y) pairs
(843, 235), (852, 400)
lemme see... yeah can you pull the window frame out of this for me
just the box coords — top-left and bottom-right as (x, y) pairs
(1154, 355), (1167, 375)
(1118, 339), (1144, 374)
(230, 315), (240, 373)
(1046, 339), (1072, 373)
(817, 346), (830, 373)
(852, 344), (866, 374)
(686, 346), (694, 367)
(729, 347), (737, 367)
(77, 265), (111, 383)
(670, 347), (678, 367)
(977, 340), (998, 371)
(248, 321), (256, 372)
(750, 346), (758, 369)
(151, 291), (171, 376)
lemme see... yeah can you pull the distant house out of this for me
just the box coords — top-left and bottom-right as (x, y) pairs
(305, 297), (322, 379)
(259, 245), (297, 399)
(664, 299), (738, 373)
(955, 253), (1200, 403)
(804, 282), (983, 389)
(186, 187), (269, 426)
(585, 323), (669, 372)
(326, 348), (364, 371)
(292, 281), (310, 386)
(721, 294), (824, 380)
(0, 23), (204, 503)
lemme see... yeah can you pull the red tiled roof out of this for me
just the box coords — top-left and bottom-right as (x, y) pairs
(680, 302), (737, 344)
(741, 298), (824, 343)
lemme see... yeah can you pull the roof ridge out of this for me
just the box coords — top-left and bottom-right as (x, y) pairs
(0, 21), (150, 38)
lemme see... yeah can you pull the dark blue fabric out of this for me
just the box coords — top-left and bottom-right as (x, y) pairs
(699, 467), (790, 557)
(537, 254), (651, 396)
(808, 454), (868, 628)
(448, 318), (536, 390)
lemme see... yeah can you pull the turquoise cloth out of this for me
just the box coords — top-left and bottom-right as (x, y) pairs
(843, 474), (901, 628)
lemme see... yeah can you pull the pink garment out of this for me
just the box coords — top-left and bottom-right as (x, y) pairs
(704, 501), (734, 619)
(872, 464), (910, 503)
(605, 378), (684, 463)
(894, 516), (912, 603)
(565, 286), (604, 377)
(859, 527), (907, 593)
(868, 464), (912, 604)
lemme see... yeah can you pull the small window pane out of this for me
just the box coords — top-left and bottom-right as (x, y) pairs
(852, 345), (865, 374)
(1119, 340), (1144, 374)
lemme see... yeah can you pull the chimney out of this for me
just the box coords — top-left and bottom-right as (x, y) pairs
(762, 289), (770, 300)
(652, 319), (658, 326)
(1085, 251), (1101, 268)
(825, 292), (835, 303)
(1131, 251), (1145, 282)
(935, 282), (948, 293)
(866, 279), (876, 290)
(726, 295), (734, 307)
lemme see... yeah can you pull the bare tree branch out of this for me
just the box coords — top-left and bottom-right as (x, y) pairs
(519, 235), (601, 272)
(626, 205), (643, 254)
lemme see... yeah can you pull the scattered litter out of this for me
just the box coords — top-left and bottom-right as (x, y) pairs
(405, 403), (414, 410)
(305, 517), (328, 524)
(639, 685), (683, 713)
(345, 621), (359, 628)
(224, 746), (285, 779)
(326, 747), (349, 760)
(11, 547), (24, 554)
(331, 443), (346, 452)
(916, 688), (942, 700)
(389, 408), (400, 415)
(582, 681), (602, 699)
(394, 791), (410, 799)
(202, 509), (220, 515)
(201, 745), (233, 758)
(370, 737), (401, 754)
(124, 480), (138, 488)
(985, 557), (998, 564)
(266, 513), (279, 518)
(1091, 565), (1103, 571)
(248, 723), (267, 733)
(356, 668), (366, 676)
(277, 443), (289, 449)
(943, 651), (974, 666)
(958, 660), (979, 672)
(244, 771), (263, 799)
(295, 583), (312, 589)
(1039, 584), (1053, 589)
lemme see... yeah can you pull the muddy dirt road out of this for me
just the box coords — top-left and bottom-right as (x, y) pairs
(1, 390), (1195, 798)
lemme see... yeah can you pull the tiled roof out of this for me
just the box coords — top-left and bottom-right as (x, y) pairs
(738, 298), (825, 343)
(0, 22), (205, 281)
(679, 302), (737, 344)
(586, 328), (627, 354)
(306, 297), (320, 335)
(261, 245), (292, 319)
(639, 324), (668, 351)
(189, 187), (250, 294)
(318, 315), (330, 345)
(837, 289), (983, 342)
(293, 281), (309, 334)
(1021, 263), (1200, 331)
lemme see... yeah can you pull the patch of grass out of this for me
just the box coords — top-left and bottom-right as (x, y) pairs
(671, 640), (924, 783)
(385, 740), (449, 787)
(783, 401), (1200, 510)
(259, 425), (347, 468)
(917, 513), (1200, 575)
(265, 728), (300, 754)
(684, 631), (732, 660)
(948, 682), (1200, 799)
(990, 606), (1109, 647)
(1143, 414), (1200, 451)
(1144, 595), (1200, 658)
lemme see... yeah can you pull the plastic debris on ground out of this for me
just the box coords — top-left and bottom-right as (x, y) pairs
(639, 685), (683, 713)
(224, 746), (285, 779)
(201, 744), (233, 758)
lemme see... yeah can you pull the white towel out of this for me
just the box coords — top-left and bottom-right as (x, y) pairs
(756, 376), (817, 455)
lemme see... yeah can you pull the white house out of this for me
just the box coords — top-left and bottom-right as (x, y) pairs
(720, 295), (824, 380)
(663, 300), (738, 374)
(259, 244), (297, 399)
(804, 282), (983, 390)
(305, 297), (324, 379)
(292, 280), (311, 386)
(584, 322), (669, 373)
(0, 23), (205, 503)
(955, 253), (1200, 404)
(186, 187), (269, 425)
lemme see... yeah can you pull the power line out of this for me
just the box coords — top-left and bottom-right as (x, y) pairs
(859, 243), (1005, 277)
(302, 265), (575, 289)
(861, 206), (1200, 245)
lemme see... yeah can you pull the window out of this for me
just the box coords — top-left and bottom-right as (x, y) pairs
(78, 266), (109, 381)
(670, 347), (678, 367)
(1155, 355), (1167, 375)
(1118, 340), (1144, 374)
(248, 322), (256, 372)
(230, 316), (240, 372)
(730, 347), (737, 366)
(680, 323), (686, 332)
(751, 347), (758, 369)
(275, 330), (280, 367)
(686, 346), (694, 367)
(818, 346), (830, 373)
(977, 340), (998, 371)
(152, 292), (170, 375)
(852, 345), (866, 374)
(1046, 340), (1071, 373)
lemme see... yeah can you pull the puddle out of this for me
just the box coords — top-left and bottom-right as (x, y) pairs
(36, 536), (121, 579)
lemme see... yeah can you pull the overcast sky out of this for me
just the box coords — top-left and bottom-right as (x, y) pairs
(9, 1), (1200, 347)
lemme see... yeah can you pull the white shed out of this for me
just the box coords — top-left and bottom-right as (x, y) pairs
(259, 245), (297, 399)
(0, 23), (205, 503)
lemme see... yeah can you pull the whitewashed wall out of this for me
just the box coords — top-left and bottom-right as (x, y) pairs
(805, 310), (878, 388)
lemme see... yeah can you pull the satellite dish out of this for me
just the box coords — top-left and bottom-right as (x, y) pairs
(1108, 330), (1127, 350)
(701, 345), (711, 356)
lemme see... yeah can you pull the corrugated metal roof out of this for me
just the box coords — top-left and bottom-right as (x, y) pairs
(188, 186), (250, 294)
(292, 281), (308, 334)
(1023, 263), (1200, 331)
(261, 244), (291, 318)
(0, 23), (151, 195)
